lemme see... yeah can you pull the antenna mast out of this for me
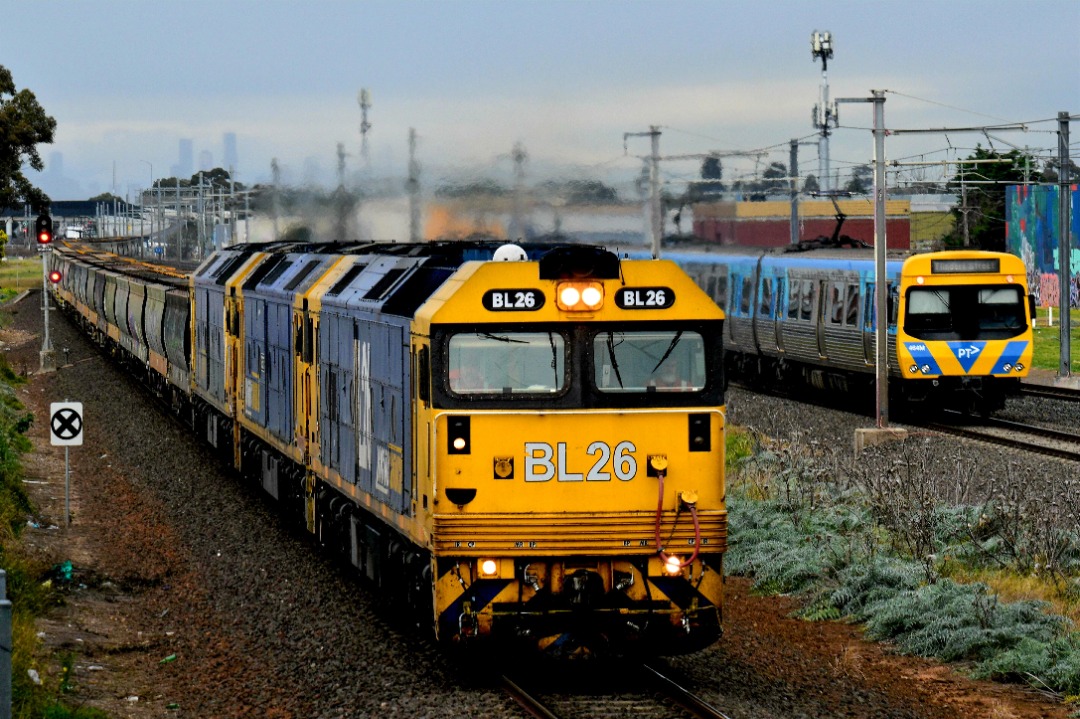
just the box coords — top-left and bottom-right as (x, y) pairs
(358, 88), (372, 169)
(811, 30), (838, 192)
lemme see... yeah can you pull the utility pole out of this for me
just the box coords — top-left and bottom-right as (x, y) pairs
(872, 89), (888, 427)
(624, 126), (771, 257)
(510, 142), (527, 242)
(407, 128), (421, 243)
(837, 90), (888, 427)
(335, 143), (349, 242)
(790, 139), (800, 245)
(623, 126), (663, 257)
(960, 165), (970, 247)
(175, 179), (182, 260)
(271, 158), (281, 241)
(1059, 110), (1072, 379)
(229, 167), (236, 246)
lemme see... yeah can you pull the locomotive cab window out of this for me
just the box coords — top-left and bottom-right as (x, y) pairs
(594, 330), (706, 393)
(448, 331), (566, 395)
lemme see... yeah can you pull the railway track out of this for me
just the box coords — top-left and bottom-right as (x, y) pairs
(502, 661), (732, 719)
(926, 410), (1080, 462)
(1020, 382), (1080, 402)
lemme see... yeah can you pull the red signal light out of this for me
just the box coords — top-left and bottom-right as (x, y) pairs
(48, 270), (62, 284)
(35, 214), (53, 245)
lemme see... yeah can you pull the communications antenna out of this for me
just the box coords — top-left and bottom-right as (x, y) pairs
(358, 88), (372, 168)
(811, 30), (839, 192)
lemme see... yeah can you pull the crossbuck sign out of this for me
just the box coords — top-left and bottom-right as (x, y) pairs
(50, 402), (84, 446)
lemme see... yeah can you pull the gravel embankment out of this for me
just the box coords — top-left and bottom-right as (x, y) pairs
(4, 290), (1069, 719)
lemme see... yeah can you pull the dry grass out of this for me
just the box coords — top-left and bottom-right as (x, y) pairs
(942, 565), (1080, 628)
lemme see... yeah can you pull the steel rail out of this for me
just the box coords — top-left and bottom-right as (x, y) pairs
(641, 662), (734, 719)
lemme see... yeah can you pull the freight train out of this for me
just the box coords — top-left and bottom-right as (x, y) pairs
(661, 245), (1034, 416)
(48, 240), (727, 657)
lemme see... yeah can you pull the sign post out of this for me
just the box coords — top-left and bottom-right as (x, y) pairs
(50, 402), (83, 526)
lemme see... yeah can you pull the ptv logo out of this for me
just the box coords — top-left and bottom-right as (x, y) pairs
(950, 342), (986, 372)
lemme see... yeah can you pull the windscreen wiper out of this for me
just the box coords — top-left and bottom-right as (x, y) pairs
(478, 332), (527, 344)
(651, 331), (683, 373)
(605, 332), (624, 389)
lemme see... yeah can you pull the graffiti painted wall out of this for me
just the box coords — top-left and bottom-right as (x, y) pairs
(1007, 184), (1080, 308)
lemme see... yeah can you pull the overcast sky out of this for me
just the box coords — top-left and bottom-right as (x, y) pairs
(8, 0), (1079, 201)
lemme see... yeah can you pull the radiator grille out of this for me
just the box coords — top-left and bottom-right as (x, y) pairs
(432, 511), (726, 556)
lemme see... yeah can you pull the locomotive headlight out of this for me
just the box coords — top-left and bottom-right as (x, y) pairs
(916, 276), (925, 285)
(453, 437), (467, 451)
(663, 555), (684, 576)
(479, 559), (499, 578)
(556, 282), (604, 311)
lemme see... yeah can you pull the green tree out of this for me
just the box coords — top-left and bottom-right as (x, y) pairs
(89, 192), (122, 203)
(803, 174), (820, 194)
(192, 167), (238, 190)
(537, 179), (618, 204)
(946, 146), (1030, 251)
(685, 157), (725, 203)
(153, 176), (191, 189)
(0, 65), (56, 212)
(845, 164), (872, 194)
(762, 161), (788, 194)
(1040, 158), (1080, 183)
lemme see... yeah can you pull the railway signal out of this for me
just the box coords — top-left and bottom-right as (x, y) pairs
(35, 213), (53, 245)
(48, 269), (62, 284)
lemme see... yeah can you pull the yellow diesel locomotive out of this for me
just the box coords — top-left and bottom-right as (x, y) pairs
(50, 241), (727, 657)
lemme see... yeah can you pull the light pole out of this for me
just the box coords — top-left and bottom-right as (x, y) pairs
(141, 161), (153, 247)
(811, 30), (838, 193)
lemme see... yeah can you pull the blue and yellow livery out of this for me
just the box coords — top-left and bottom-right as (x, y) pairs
(50, 241), (727, 658)
(661, 245), (1033, 416)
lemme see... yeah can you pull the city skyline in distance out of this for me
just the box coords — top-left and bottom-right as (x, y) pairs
(8, 1), (1077, 203)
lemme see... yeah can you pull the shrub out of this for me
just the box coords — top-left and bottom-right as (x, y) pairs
(725, 427), (1080, 697)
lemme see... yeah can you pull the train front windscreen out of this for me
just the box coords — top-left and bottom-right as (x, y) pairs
(903, 285), (1028, 341)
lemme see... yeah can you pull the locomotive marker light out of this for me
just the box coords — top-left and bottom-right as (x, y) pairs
(50, 401), (84, 526)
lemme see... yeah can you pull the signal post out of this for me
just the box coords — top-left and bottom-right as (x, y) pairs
(35, 213), (57, 373)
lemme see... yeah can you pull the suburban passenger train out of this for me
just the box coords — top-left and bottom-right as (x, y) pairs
(49, 240), (728, 657)
(661, 245), (1034, 416)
